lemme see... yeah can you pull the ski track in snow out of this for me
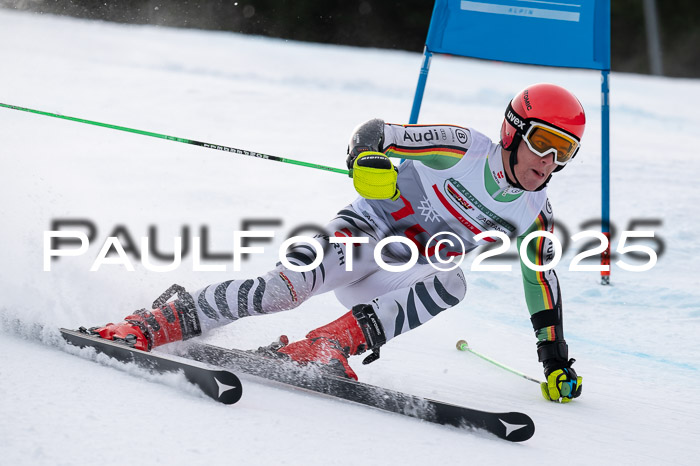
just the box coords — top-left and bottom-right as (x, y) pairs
(1, 9), (699, 466)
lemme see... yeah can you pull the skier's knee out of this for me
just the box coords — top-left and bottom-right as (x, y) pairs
(434, 268), (467, 305)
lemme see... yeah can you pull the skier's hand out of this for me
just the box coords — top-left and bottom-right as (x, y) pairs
(542, 364), (582, 402)
(541, 359), (582, 403)
(537, 340), (582, 402)
(350, 151), (400, 201)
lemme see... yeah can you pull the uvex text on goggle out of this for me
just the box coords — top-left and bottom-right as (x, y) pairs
(505, 108), (580, 165)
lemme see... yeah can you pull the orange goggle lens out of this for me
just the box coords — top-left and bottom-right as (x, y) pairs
(525, 124), (579, 165)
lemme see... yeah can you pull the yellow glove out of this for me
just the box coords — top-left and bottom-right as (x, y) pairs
(541, 363), (582, 403)
(350, 151), (400, 201)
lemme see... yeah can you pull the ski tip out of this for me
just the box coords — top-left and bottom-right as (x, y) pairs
(496, 413), (535, 442)
(456, 339), (469, 351)
(211, 370), (243, 405)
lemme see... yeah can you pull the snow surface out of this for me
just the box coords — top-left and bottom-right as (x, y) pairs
(1, 9), (699, 466)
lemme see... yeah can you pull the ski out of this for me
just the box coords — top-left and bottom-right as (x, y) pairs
(59, 328), (242, 405)
(60, 328), (534, 441)
(175, 341), (536, 442)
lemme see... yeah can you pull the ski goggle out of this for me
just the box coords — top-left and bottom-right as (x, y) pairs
(523, 122), (580, 166)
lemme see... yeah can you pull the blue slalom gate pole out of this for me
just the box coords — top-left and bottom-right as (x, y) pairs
(409, 48), (433, 124)
(601, 70), (611, 285)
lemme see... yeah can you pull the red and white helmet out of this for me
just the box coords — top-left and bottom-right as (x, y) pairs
(501, 83), (586, 168)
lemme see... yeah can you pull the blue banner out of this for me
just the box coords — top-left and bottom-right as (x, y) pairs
(426, 0), (610, 70)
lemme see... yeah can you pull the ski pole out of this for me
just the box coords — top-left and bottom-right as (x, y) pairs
(0, 102), (350, 176)
(456, 339), (542, 384)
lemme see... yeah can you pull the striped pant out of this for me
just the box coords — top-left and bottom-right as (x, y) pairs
(188, 203), (467, 343)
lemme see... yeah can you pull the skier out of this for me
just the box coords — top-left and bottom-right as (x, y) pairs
(93, 83), (584, 403)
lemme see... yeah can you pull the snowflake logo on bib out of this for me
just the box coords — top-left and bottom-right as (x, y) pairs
(418, 197), (442, 223)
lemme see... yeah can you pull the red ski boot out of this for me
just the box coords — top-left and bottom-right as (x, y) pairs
(277, 304), (387, 380)
(91, 284), (201, 351)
